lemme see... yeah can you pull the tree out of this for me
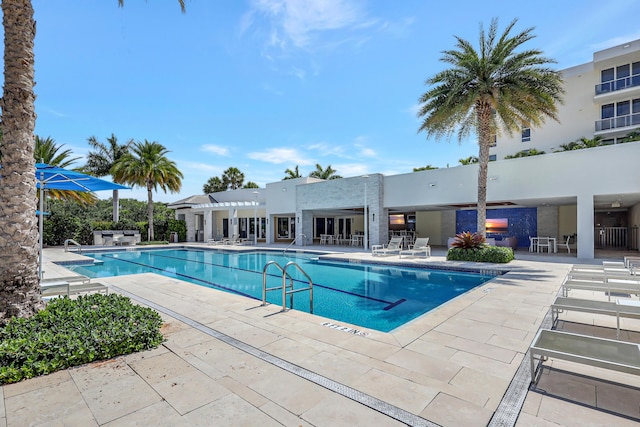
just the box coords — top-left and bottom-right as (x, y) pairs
(417, 18), (563, 236)
(504, 148), (546, 159)
(309, 164), (342, 180)
(203, 176), (226, 194)
(459, 156), (478, 165)
(112, 140), (183, 241)
(620, 129), (640, 143)
(283, 165), (302, 180)
(0, 0), (43, 321)
(576, 136), (602, 148)
(413, 165), (438, 172)
(34, 135), (97, 205)
(222, 167), (244, 190)
(243, 181), (259, 189)
(0, 0), (186, 321)
(84, 134), (132, 222)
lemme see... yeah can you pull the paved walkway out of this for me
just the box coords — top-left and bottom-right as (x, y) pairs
(2, 245), (639, 426)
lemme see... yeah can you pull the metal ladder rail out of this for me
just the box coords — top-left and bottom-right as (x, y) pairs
(262, 261), (290, 307)
(282, 261), (313, 314)
(283, 233), (307, 255)
(64, 239), (82, 254)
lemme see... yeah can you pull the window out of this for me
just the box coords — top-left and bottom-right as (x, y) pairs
(489, 154), (497, 161)
(489, 134), (497, 147)
(521, 127), (531, 142)
(601, 103), (614, 119)
(601, 68), (614, 82)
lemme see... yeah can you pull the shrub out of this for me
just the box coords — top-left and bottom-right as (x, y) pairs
(450, 231), (485, 249)
(0, 294), (164, 385)
(447, 246), (514, 263)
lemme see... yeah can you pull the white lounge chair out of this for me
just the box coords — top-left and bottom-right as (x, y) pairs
(530, 329), (640, 383)
(372, 236), (403, 256)
(561, 277), (640, 301)
(399, 237), (430, 258)
(551, 296), (640, 324)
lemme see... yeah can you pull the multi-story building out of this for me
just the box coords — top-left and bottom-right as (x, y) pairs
(491, 38), (640, 160)
(170, 39), (640, 260)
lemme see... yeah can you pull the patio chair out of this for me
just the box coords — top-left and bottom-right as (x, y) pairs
(560, 235), (571, 253)
(537, 237), (551, 253)
(529, 329), (640, 384)
(207, 234), (225, 245)
(399, 237), (430, 258)
(372, 236), (403, 256)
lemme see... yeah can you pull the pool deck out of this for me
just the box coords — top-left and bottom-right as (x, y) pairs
(2, 244), (640, 426)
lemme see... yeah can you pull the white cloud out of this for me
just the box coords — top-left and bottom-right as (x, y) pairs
(247, 147), (314, 165)
(332, 162), (367, 177)
(250, 0), (366, 49)
(307, 141), (347, 157)
(178, 161), (222, 174)
(201, 144), (230, 156)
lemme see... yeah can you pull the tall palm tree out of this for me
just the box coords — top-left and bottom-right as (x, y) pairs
(222, 167), (245, 190)
(283, 165), (302, 180)
(309, 164), (342, 180)
(417, 18), (563, 236)
(0, 0), (43, 321)
(34, 135), (97, 205)
(84, 134), (132, 221)
(112, 140), (183, 241)
(0, 0), (186, 321)
(203, 176), (226, 193)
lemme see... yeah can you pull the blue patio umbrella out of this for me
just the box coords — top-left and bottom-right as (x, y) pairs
(36, 163), (129, 278)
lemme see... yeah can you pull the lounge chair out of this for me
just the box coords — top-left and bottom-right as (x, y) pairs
(41, 275), (108, 298)
(372, 236), (403, 256)
(561, 276), (640, 301)
(551, 295), (640, 323)
(207, 235), (225, 245)
(529, 329), (640, 383)
(552, 295), (640, 338)
(399, 237), (430, 258)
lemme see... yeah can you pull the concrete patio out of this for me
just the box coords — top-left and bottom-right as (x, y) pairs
(2, 245), (639, 426)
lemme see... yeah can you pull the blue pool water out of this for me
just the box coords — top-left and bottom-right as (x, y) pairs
(66, 248), (494, 332)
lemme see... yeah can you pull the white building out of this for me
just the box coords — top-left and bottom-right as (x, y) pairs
(170, 39), (640, 260)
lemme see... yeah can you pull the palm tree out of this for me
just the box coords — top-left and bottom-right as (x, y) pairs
(0, 0), (43, 321)
(283, 165), (302, 180)
(0, 0), (185, 321)
(222, 167), (244, 190)
(459, 156), (479, 165)
(417, 18), (563, 236)
(309, 164), (342, 180)
(112, 140), (183, 241)
(576, 136), (602, 148)
(34, 136), (97, 205)
(203, 176), (226, 194)
(84, 134), (132, 221)
(243, 181), (259, 189)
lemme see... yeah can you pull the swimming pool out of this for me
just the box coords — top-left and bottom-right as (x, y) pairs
(66, 248), (494, 332)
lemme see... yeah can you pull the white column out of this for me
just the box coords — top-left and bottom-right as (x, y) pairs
(577, 194), (594, 259)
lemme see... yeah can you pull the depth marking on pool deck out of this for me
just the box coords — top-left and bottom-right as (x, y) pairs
(112, 285), (440, 427)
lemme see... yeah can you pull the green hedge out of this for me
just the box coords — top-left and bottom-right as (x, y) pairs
(0, 294), (164, 384)
(446, 246), (514, 263)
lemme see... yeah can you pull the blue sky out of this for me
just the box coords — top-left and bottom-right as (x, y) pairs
(31, 0), (640, 202)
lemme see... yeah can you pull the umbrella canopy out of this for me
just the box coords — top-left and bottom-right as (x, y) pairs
(36, 163), (130, 278)
(36, 163), (129, 192)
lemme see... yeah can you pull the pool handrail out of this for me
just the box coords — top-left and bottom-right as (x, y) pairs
(261, 260), (313, 314)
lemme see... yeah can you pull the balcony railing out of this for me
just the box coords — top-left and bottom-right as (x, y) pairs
(595, 74), (640, 95)
(595, 226), (639, 250)
(595, 112), (640, 132)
